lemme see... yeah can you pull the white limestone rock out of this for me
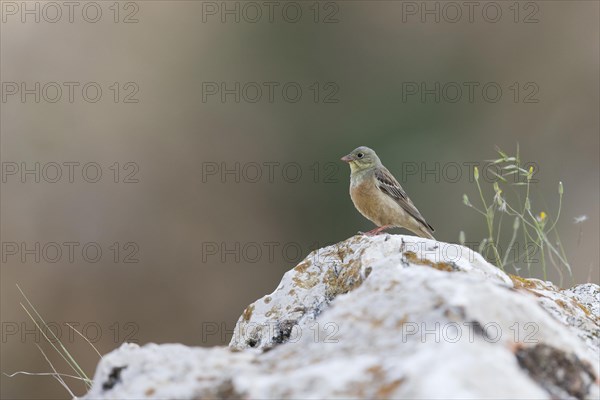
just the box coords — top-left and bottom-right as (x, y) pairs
(84, 235), (600, 400)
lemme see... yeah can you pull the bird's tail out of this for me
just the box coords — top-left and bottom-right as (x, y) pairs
(415, 224), (435, 240)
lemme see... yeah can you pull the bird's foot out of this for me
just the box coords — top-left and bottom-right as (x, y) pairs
(360, 226), (392, 236)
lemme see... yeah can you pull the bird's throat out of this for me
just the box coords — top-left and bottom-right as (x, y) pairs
(349, 162), (361, 174)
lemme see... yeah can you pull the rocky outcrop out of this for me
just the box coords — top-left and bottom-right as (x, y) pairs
(84, 235), (599, 399)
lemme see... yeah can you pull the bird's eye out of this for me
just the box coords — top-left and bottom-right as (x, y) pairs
(357, 153), (364, 158)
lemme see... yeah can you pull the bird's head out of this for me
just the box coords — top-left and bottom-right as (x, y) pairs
(341, 146), (380, 172)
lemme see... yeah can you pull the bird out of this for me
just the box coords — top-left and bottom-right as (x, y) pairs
(341, 146), (435, 239)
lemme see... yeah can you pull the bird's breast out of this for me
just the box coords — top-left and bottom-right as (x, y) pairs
(349, 176), (406, 227)
(350, 179), (381, 219)
(349, 178), (372, 199)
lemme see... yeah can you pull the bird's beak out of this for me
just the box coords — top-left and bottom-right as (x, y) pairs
(341, 154), (354, 163)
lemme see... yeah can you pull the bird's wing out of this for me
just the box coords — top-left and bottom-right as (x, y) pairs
(375, 167), (435, 233)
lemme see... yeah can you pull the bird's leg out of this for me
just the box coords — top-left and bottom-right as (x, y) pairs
(361, 225), (393, 236)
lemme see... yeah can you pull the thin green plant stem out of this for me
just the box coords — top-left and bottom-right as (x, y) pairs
(539, 235), (547, 281)
(502, 218), (520, 267)
(66, 323), (102, 359)
(475, 178), (502, 268)
(495, 210), (504, 255)
(546, 244), (564, 287)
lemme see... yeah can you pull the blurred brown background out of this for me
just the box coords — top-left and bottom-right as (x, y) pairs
(1, 1), (598, 398)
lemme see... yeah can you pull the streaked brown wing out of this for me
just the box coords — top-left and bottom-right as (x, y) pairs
(375, 167), (435, 233)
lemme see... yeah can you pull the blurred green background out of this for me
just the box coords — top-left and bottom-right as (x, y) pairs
(1, 1), (598, 398)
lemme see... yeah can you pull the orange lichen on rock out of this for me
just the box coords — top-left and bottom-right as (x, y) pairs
(403, 251), (455, 272)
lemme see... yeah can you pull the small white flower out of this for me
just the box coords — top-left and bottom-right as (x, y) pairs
(573, 215), (588, 224)
(493, 192), (507, 212)
(498, 198), (507, 213)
